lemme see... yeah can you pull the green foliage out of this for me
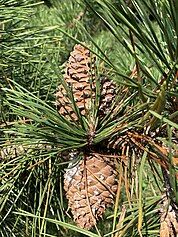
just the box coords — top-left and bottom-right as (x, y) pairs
(1, 0), (178, 236)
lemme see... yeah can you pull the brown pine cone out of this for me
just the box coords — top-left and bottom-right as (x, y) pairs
(64, 152), (118, 229)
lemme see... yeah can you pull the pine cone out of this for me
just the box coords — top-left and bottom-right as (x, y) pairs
(0, 145), (25, 159)
(56, 44), (96, 121)
(160, 195), (178, 237)
(56, 44), (117, 121)
(99, 76), (117, 117)
(64, 152), (118, 229)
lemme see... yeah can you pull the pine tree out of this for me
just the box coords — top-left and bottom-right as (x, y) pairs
(1, 0), (178, 236)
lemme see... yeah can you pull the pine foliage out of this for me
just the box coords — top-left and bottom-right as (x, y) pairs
(0, 0), (178, 236)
